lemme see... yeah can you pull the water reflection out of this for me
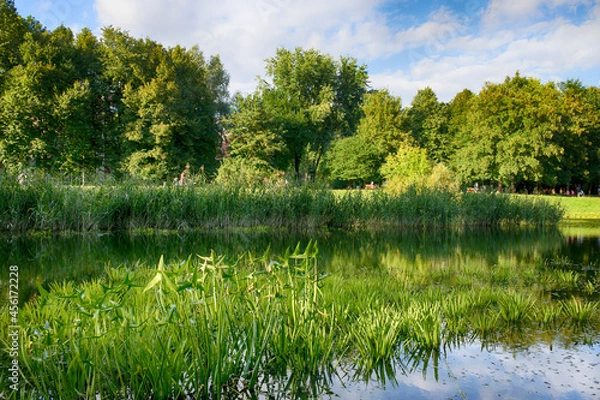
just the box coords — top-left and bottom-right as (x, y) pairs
(1, 223), (599, 399)
(2, 224), (599, 304)
(331, 341), (600, 400)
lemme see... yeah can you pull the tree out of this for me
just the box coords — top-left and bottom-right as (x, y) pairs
(325, 135), (381, 185)
(224, 92), (285, 169)
(546, 80), (600, 192)
(0, 25), (96, 174)
(259, 47), (368, 179)
(325, 89), (407, 186)
(406, 87), (449, 163)
(121, 45), (224, 180)
(0, 63), (47, 173)
(380, 143), (432, 192)
(451, 73), (562, 191)
(0, 0), (28, 87)
(356, 89), (407, 155)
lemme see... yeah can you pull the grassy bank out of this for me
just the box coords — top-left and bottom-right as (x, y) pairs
(547, 195), (600, 220)
(2, 243), (598, 399)
(0, 175), (563, 233)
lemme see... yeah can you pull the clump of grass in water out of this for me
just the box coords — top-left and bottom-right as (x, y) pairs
(561, 297), (598, 324)
(16, 242), (340, 399)
(498, 291), (537, 324)
(350, 302), (402, 372)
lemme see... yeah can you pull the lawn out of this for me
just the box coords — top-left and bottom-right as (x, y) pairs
(547, 195), (600, 220)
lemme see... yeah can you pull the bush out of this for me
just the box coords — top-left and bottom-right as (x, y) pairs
(214, 157), (285, 187)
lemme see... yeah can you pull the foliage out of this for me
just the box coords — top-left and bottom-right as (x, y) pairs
(3, 242), (598, 397)
(223, 92), (286, 170)
(426, 163), (460, 192)
(226, 47), (369, 180)
(2, 2), (599, 192)
(450, 73), (563, 190)
(324, 134), (382, 185)
(214, 157), (283, 187)
(405, 87), (450, 163)
(380, 143), (432, 193)
(0, 16), (228, 179)
(325, 90), (407, 186)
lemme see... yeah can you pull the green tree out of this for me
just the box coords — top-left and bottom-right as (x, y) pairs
(380, 143), (432, 192)
(406, 87), (449, 163)
(0, 0), (27, 87)
(547, 80), (600, 192)
(0, 25), (96, 174)
(357, 89), (407, 154)
(0, 63), (47, 173)
(224, 91), (285, 169)
(325, 135), (381, 185)
(451, 73), (562, 191)
(325, 89), (407, 185)
(121, 44), (225, 180)
(261, 47), (368, 179)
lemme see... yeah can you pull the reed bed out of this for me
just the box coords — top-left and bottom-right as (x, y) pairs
(0, 174), (563, 233)
(3, 244), (598, 399)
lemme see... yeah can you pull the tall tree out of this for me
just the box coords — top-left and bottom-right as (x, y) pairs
(325, 135), (381, 186)
(224, 91), (285, 169)
(356, 89), (407, 155)
(451, 73), (562, 191)
(259, 47), (368, 179)
(326, 89), (407, 185)
(0, 0), (22, 75)
(121, 44), (224, 180)
(0, 25), (95, 174)
(550, 80), (600, 191)
(406, 87), (449, 163)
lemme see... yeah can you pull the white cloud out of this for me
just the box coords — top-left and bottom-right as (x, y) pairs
(482, 0), (592, 28)
(94, 0), (387, 94)
(92, 0), (600, 102)
(373, 1), (600, 103)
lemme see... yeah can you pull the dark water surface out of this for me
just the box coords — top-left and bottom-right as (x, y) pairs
(1, 221), (599, 399)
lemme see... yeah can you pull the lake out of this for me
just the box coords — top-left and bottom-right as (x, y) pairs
(1, 221), (599, 399)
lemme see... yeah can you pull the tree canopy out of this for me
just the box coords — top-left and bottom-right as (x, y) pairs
(2, 2), (600, 193)
(0, 5), (228, 180)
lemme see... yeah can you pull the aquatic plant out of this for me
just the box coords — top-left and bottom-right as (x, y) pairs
(3, 242), (599, 398)
(561, 297), (598, 323)
(0, 173), (564, 233)
(498, 291), (537, 324)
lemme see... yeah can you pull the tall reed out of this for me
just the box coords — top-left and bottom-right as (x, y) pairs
(0, 173), (564, 233)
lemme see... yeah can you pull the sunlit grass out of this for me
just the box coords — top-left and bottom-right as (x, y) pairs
(0, 174), (564, 233)
(2, 242), (599, 398)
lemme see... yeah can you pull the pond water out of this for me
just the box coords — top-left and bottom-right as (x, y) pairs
(2, 221), (599, 399)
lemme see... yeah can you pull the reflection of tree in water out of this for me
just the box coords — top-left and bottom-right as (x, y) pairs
(0, 226), (592, 304)
(321, 227), (567, 275)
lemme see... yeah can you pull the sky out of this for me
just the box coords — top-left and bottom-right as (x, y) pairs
(14, 0), (600, 103)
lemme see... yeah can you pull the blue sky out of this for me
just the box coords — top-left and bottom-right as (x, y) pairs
(15, 0), (600, 103)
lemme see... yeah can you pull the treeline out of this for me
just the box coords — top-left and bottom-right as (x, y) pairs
(2, 0), (599, 192)
(0, 0), (228, 180)
(229, 59), (600, 194)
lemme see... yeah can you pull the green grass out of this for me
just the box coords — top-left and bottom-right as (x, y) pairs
(3, 243), (598, 398)
(546, 195), (600, 220)
(0, 174), (564, 233)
